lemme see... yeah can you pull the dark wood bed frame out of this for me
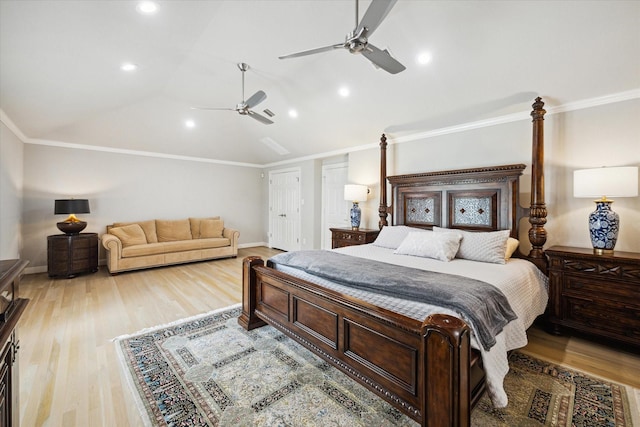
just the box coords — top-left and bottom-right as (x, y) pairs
(239, 98), (548, 426)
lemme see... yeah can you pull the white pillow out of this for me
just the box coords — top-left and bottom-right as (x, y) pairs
(394, 231), (462, 262)
(372, 225), (428, 249)
(433, 227), (511, 264)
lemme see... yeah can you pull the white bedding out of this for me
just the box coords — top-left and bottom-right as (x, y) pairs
(273, 244), (548, 407)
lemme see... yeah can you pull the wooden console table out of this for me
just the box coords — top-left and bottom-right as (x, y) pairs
(0, 259), (29, 427)
(47, 233), (98, 278)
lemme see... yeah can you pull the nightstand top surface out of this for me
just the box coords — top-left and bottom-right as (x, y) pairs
(330, 227), (379, 233)
(546, 245), (640, 262)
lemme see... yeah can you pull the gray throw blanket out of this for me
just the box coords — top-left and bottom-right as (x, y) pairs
(270, 250), (517, 351)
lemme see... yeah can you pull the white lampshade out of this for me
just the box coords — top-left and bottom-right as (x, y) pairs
(344, 184), (368, 202)
(574, 166), (638, 199)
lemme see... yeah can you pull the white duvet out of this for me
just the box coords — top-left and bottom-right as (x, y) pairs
(273, 244), (548, 407)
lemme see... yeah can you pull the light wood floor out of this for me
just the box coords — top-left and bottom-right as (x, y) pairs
(17, 247), (640, 426)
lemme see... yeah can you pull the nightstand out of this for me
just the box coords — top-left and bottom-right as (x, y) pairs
(330, 228), (380, 249)
(47, 233), (99, 278)
(546, 245), (640, 348)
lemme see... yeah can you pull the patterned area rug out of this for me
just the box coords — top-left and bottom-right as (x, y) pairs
(115, 305), (639, 426)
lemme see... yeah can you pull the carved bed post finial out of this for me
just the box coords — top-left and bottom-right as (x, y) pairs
(528, 97), (547, 269)
(379, 134), (389, 229)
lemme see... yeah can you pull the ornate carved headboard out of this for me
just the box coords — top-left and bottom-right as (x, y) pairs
(386, 164), (525, 237)
(378, 97), (548, 271)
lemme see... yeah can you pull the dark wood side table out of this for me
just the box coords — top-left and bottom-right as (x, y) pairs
(0, 259), (29, 427)
(545, 245), (640, 348)
(47, 233), (99, 278)
(330, 227), (380, 249)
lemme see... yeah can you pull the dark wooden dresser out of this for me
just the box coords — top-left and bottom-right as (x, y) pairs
(47, 233), (99, 278)
(546, 246), (640, 348)
(330, 228), (380, 249)
(0, 259), (29, 427)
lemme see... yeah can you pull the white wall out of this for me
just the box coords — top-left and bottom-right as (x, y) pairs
(7, 97), (640, 271)
(22, 144), (265, 271)
(351, 99), (640, 253)
(0, 122), (24, 259)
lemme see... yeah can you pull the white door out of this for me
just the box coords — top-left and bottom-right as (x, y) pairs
(269, 168), (301, 251)
(321, 163), (350, 249)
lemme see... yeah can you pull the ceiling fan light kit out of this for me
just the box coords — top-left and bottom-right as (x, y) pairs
(278, 0), (406, 74)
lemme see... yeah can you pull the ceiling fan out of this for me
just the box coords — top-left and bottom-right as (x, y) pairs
(192, 63), (274, 125)
(279, 0), (405, 74)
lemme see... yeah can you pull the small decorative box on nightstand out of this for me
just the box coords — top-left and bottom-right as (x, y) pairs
(47, 233), (99, 278)
(545, 245), (640, 348)
(330, 228), (380, 249)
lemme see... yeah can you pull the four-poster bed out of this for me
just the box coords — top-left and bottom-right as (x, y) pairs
(239, 98), (548, 426)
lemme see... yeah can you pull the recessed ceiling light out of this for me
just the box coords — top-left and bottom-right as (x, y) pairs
(185, 120), (195, 129)
(136, 1), (158, 15)
(288, 109), (298, 118)
(417, 52), (432, 65)
(120, 63), (138, 72)
(338, 86), (350, 98)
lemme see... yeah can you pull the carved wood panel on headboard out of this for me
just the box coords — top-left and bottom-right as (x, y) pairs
(387, 164), (526, 238)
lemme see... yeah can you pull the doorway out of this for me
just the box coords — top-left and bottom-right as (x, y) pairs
(268, 168), (301, 251)
(321, 163), (350, 249)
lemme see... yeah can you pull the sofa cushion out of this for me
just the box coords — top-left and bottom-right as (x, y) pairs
(120, 238), (231, 258)
(109, 224), (148, 247)
(200, 219), (224, 238)
(113, 220), (158, 243)
(189, 217), (220, 239)
(196, 237), (231, 249)
(156, 219), (193, 242)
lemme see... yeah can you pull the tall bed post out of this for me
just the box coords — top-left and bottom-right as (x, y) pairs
(379, 134), (389, 229)
(528, 97), (548, 271)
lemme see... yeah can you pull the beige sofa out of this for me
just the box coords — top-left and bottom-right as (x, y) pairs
(101, 217), (239, 274)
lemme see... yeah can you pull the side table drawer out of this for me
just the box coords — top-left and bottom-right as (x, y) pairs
(330, 228), (379, 249)
(564, 296), (640, 343)
(334, 232), (365, 243)
(563, 274), (636, 303)
(72, 239), (94, 250)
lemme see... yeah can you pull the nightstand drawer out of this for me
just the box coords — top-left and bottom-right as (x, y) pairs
(334, 231), (366, 242)
(564, 296), (640, 343)
(330, 228), (379, 249)
(563, 274), (637, 303)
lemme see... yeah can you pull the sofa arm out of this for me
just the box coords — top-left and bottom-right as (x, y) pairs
(223, 228), (240, 249)
(102, 233), (123, 273)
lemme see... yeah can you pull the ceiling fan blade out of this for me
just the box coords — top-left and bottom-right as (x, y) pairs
(247, 110), (274, 125)
(356, 0), (398, 38)
(191, 107), (234, 111)
(244, 90), (267, 109)
(362, 44), (405, 74)
(279, 43), (344, 59)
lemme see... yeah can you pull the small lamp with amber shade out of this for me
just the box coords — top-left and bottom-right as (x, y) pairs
(54, 199), (91, 235)
(573, 166), (638, 254)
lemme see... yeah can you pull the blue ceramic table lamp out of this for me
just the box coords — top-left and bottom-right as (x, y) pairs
(344, 184), (369, 230)
(574, 166), (638, 254)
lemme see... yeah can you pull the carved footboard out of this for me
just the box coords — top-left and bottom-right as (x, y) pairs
(239, 256), (485, 427)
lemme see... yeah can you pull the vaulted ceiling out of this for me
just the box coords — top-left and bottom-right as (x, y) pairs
(1, 1), (638, 165)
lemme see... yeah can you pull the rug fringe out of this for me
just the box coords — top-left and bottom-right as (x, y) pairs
(111, 303), (242, 342)
(113, 303), (242, 427)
